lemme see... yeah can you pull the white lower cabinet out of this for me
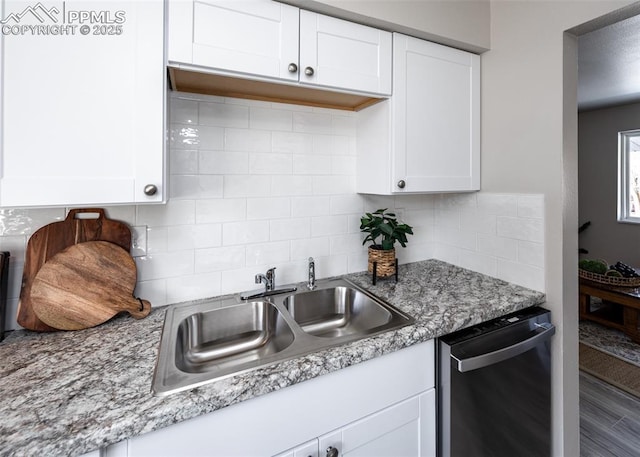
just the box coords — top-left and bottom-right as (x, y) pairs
(277, 389), (436, 457)
(103, 341), (435, 457)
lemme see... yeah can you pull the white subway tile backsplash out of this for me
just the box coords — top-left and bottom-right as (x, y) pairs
(434, 226), (477, 251)
(497, 259), (544, 292)
(271, 175), (313, 196)
(435, 193), (477, 209)
(291, 237), (330, 261)
(170, 97), (199, 125)
(271, 131), (314, 154)
(249, 152), (293, 174)
(311, 215), (348, 237)
(459, 209), (497, 235)
(136, 250), (194, 281)
(225, 128), (271, 152)
(312, 176), (354, 195)
(331, 233), (366, 255)
(246, 197), (291, 220)
(250, 107), (293, 131)
(223, 175), (272, 198)
(134, 279), (167, 309)
(0, 208), (64, 236)
(137, 200), (195, 227)
(293, 155), (332, 175)
(270, 217), (311, 241)
(199, 102), (249, 128)
(434, 209), (460, 229)
(245, 241), (290, 266)
(200, 150), (249, 175)
(0, 91), (548, 332)
(331, 195), (364, 215)
(167, 224), (222, 251)
(291, 196), (332, 217)
(457, 249), (498, 277)
(476, 193), (518, 216)
(170, 149), (198, 174)
(196, 198), (246, 223)
(497, 216), (544, 243)
(195, 246), (246, 273)
(332, 115), (357, 135)
(477, 234), (518, 260)
(223, 220), (270, 246)
(517, 195), (545, 219)
(518, 240), (545, 267)
(293, 111), (333, 134)
(146, 226), (168, 254)
(166, 272), (222, 304)
(331, 156), (356, 175)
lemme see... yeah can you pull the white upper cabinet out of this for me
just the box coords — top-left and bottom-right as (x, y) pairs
(298, 10), (391, 95)
(0, 0), (166, 208)
(167, 0), (392, 97)
(168, 0), (299, 82)
(357, 33), (480, 194)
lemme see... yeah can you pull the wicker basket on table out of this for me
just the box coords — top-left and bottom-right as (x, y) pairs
(579, 269), (640, 287)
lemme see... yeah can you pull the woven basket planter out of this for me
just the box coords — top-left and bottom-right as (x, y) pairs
(579, 269), (640, 287)
(368, 246), (396, 278)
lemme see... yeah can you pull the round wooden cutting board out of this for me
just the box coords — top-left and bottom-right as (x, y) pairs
(30, 241), (151, 331)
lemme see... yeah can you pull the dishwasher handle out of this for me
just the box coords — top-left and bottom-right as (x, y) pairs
(452, 322), (555, 373)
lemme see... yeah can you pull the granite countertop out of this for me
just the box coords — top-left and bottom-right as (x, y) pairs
(0, 259), (545, 456)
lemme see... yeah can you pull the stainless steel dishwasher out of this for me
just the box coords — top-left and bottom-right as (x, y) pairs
(438, 306), (555, 457)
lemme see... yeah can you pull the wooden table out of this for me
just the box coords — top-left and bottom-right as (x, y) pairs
(579, 278), (640, 343)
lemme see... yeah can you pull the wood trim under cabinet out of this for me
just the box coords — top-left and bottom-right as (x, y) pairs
(168, 67), (385, 112)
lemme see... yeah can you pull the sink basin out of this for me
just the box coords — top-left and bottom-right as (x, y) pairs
(175, 301), (294, 373)
(153, 278), (414, 396)
(283, 287), (396, 338)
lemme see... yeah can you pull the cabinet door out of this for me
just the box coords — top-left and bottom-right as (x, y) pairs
(0, 0), (165, 207)
(299, 11), (391, 95)
(318, 392), (434, 457)
(392, 33), (480, 193)
(169, 0), (299, 82)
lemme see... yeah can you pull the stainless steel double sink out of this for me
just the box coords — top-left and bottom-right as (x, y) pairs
(152, 278), (414, 396)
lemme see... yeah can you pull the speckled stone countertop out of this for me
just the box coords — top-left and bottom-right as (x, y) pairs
(0, 260), (545, 456)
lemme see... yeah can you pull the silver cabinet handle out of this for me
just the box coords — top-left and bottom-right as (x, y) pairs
(288, 63), (298, 73)
(326, 446), (339, 457)
(397, 180), (406, 189)
(304, 66), (314, 76)
(143, 184), (158, 196)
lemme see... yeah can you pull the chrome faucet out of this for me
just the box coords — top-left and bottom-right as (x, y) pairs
(307, 257), (316, 290)
(255, 267), (276, 292)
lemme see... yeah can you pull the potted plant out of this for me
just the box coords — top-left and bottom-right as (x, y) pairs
(360, 209), (413, 277)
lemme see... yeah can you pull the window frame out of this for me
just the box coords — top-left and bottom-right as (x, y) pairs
(617, 129), (640, 224)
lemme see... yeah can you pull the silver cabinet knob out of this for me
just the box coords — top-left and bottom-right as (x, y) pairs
(326, 446), (339, 457)
(288, 63), (298, 73)
(304, 66), (314, 76)
(144, 184), (158, 196)
(397, 180), (406, 189)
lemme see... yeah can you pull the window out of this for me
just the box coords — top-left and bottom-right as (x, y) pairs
(618, 129), (640, 223)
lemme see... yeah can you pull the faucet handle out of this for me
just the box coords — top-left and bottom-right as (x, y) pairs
(266, 267), (276, 279)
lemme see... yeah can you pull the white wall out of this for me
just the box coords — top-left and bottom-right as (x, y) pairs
(482, 1), (637, 455)
(578, 102), (640, 265)
(280, 0), (491, 52)
(1, 92), (544, 332)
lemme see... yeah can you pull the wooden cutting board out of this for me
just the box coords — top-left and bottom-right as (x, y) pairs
(18, 208), (132, 331)
(30, 241), (151, 331)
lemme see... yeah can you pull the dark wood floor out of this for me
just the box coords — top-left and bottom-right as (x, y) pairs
(580, 371), (640, 456)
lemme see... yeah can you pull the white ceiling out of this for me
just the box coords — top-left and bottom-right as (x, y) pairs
(578, 13), (640, 111)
